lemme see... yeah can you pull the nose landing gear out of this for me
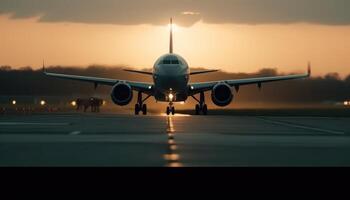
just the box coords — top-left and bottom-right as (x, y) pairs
(166, 102), (175, 115)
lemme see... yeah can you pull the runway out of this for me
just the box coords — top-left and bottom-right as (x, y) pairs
(1, 113), (350, 166)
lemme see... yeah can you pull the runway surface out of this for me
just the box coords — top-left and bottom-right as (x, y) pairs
(1, 113), (350, 166)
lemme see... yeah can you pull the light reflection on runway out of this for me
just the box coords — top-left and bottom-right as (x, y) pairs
(159, 113), (191, 117)
(163, 115), (183, 167)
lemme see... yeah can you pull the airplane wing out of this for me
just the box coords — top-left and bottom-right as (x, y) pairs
(44, 71), (153, 93)
(123, 69), (153, 76)
(189, 65), (311, 95)
(190, 70), (219, 75)
(124, 69), (220, 76)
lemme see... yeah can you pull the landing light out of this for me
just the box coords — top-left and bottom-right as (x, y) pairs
(40, 100), (46, 106)
(169, 94), (174, 101)
(345, 101), (349, 106)
(71, 101), (77, 106)
(12, 100), (16, 105)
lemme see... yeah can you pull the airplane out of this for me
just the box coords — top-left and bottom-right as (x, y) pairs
(44, 18), (311, 115)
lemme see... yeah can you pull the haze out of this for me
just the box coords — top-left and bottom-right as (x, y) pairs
(1, 0), (350, 77)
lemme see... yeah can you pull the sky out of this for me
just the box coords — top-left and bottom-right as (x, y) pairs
(1, 0), (350, 77)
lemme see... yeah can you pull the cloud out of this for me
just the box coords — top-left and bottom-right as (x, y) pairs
(0, 0), (350, 26)
(182, 12), (201, 16)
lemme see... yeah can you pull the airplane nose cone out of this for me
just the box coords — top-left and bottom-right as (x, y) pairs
(157, 76), (187, 93)
(155, 65), (188, 93)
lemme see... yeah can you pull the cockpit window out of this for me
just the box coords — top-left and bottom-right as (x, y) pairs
(163, 60), (171, 64)
(171, 60), (179, 64)
(162, 56), (183, 65)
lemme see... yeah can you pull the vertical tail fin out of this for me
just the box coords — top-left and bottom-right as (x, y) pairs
(42, 59), (46, 72)
(169, 18), (173, 54)
(307, 61), (312, 77)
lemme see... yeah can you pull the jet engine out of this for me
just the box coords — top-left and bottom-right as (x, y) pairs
(211, 83), (233, 107)
(111, 83), (133, 106)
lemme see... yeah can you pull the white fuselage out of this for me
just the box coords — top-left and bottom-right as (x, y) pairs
(153, 53), (190, 102)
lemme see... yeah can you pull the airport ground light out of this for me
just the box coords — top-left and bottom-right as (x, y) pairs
(0, 100), (69, 114)
(0, 97), (107, 114)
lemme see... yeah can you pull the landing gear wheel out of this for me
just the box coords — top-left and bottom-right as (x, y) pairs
(142, 104), (147, 115)
(202, 104), (208, 115)
(195, 104), (200, 115)
(171, 107), (175, 115)
(166, 107), (170, 115)
(192, 92), (208, 115)
(135, 104), (140, 115)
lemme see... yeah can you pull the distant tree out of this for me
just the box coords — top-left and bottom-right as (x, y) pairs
(324, 73), (341, 80)
(18, 66), (33, 71)
(345, 75), (350, 83)
(256, 68), (278, 77)
(0, 66), (12, 71)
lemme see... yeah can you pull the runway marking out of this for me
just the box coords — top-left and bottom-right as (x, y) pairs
(0, 134), (167, 143)
(69, 131), (82, 135)
(164, 116), (183, 167)
(0, 122), (70, 126)
(257, 117), (345, 135)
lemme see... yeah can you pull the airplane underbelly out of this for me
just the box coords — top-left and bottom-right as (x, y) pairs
(154, 92), (188, 102)
(154, 75), (188, 102)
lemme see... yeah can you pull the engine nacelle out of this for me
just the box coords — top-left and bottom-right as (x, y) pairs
(211, 83), (233, 107)
(111, 83), (133, 106)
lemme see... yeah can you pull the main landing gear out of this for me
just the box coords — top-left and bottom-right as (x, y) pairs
(135, 92), (151, 115)
(166, 102), (175, 116)
(192, 92), (208, 115)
